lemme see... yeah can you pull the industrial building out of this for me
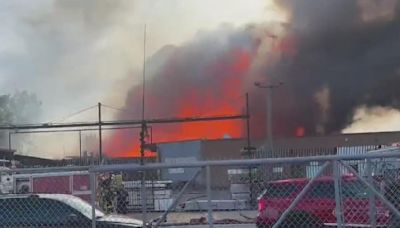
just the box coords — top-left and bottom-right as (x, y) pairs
(156, 131), (400, 189)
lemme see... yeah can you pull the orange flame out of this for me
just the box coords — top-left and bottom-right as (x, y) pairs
(106, 48), (251, 157)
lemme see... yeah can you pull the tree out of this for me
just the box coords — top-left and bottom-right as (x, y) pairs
(0, 95), (12, 124)
(0, 91), (41, 124)
(0, 91), (42, 147)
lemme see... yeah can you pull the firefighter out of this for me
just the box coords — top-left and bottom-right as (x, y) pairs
(117, 175), (129, 214)
(116, 187), (129, 214)
(113, 173), (129, 214)
(99, 173), (115, 213)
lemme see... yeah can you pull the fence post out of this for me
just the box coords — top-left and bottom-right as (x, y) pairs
(90, 171), (97, 228)
(366, 159), (377, 227)
(333, 160), (344, 228)
(206, 165), (214, 228)
(141, 171), (147, 227)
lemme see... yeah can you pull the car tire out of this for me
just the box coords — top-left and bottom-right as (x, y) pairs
(256, 223), (272, 228)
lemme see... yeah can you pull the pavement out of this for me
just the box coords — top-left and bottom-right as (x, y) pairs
(164, 225), (255, 228)
(129, 210), (258, 226)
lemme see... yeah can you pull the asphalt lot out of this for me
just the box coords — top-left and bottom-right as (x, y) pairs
(164, 225), (255, 228)
(130, 210), (258, 226)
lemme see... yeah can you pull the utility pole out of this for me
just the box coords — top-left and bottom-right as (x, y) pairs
(79, 130), (82, 166)
(254, 81), (284, 157)
(141, 24), (147, 167)
(98, 102), (102, 164)
(141, 24), (148, 227)
(246, 93), (251, 157)
(140, 124), (146, 165)
(8, 132), (12, 151)
(245, 93), (255, 205)
(267, 88), (273, 155)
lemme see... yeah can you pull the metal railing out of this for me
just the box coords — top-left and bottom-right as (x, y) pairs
(1, 148), (400, 227)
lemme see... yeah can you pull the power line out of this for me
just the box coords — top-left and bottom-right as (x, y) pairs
(47, 105), (98, 124)
(101, 104), (136, 115)
(0, 114), (248, 130)
(10, 126), (143, 135)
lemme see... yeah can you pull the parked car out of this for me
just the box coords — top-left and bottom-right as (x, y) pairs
(0, 194), (143, 227)
(256, 176), (389, 227)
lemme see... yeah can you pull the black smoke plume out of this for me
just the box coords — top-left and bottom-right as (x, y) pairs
(109, 0), (400, 156)
(268, 0), (400, 136)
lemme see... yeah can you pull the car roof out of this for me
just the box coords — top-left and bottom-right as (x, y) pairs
(268, 175), (357, 185)
(0, 193), (82, 202)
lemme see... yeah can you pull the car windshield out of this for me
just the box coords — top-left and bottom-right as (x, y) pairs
(342, 180), (378, 199)
(58, 196), (105, 219)
(262, 183), (299, 198)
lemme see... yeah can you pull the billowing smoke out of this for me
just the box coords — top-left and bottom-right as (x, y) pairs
(343, 106), (400, 133)
(105, 26), (254, 157)
(0, 0), (139, 157)
(107, 0), (400, 157)
(1, 0), (269, 158)
(0, 0), (139, 122)
(273, 0), (400, 134)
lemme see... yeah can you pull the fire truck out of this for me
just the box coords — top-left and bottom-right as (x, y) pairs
(0, 169), (91, 202)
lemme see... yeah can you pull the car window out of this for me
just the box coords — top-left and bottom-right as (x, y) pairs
(263, 183), (299, 198)
(0, 198), (28, 225)
(342, 181), (369, 199)
(0, 197), (81, 226)
(306, 182), (335, 199)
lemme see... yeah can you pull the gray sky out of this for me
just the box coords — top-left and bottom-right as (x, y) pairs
(0, 0), (284, 158)
(0, 0), (280, 122)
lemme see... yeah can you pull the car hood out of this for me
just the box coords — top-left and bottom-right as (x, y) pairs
(97, 214), (143, 227)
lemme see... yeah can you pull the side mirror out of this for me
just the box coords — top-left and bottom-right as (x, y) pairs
(67, 213), (80, 224)
(66, 213), (89, 227)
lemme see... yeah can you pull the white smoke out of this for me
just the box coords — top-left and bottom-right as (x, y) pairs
(0, 0), (273, 122)
(342, 106), (400, 133)
(0, 0), (272, 158)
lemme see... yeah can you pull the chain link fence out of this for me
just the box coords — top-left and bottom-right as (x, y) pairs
(1, 148), (400, 227)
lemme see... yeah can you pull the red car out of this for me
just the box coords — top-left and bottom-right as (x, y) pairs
(256, 176), (389, 227)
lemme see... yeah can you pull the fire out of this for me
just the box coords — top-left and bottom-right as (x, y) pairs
(103, 24), (314, 158)
(104, 28), (307, 158)
(295, 126), (305, 137)
(105, 48), (251, 157)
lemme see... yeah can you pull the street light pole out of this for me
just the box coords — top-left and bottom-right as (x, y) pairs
(98, 102), (102, 164)
(267, 88), (274, 155)
(255, 81), (284, 158)
(8, 131), (12, 151)
(79, 130), (82, 166)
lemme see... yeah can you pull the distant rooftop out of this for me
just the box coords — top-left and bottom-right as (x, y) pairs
(0, 148), (15, 154)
